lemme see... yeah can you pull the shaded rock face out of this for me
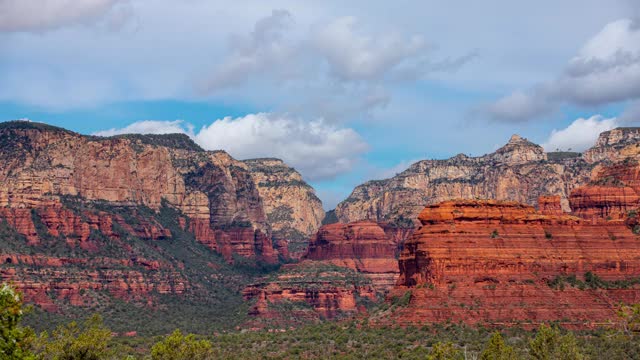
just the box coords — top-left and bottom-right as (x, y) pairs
(243, 158), (325, 257)
(242, 262), (377, 322)
(305, 221), (410, 290)
(335, 131), (640, 225)
(0, 121), (300, 263)
(388, 199), (640, 328)
(583, 127), (640, 163)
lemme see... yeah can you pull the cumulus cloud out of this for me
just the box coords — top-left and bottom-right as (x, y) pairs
(93, 120), (193, 137)
(541, 115), (618, 152)
(201, 9), (296, 91)
(483, 89), (556, 123)
(311, 16), (427, 81)
(486, 18), (640, 122)
(201, 10), (475, 119)
(194, 113), (368, 180)
(0, 0), (134, 32)
(93, 114), (368, 181)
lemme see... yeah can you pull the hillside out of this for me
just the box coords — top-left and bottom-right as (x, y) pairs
(0, 120), (322, 333)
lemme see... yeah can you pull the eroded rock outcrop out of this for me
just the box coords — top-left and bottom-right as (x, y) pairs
(305, 221), (409, 290)
(385, 198), (640, 328)
(0, 121), (305, 263)
(243, 158), (325, 256)
(242, 262), (377, 322)
(570, 159), (640, 221)
(583, 127), (640, 163)
(335, 130), (640, 225)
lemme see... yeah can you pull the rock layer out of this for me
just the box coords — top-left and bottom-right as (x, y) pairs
(305, 221), (409, 290)
(569, 159), (640, 221)
(387, 198), (640, 328)
(0, 121), (325, 263)
(335, 130), (640, 225)
(242, 262), (377, 322)
(243, 158), (325, 256)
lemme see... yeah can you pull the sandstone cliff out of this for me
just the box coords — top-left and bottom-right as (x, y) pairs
(0, 121), (325, 263)
(570, 158), (640, 221)
(242, 261), (377, 324)
(0, 120), (324, 330)
(335, 130), (640, 225)
(384, 197), (640, 328)
(304, 221), (408, 290)
(243, 158), (325, 256)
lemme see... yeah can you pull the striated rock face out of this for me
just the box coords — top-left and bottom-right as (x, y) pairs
(242, 262), (377, 322)
(335, 134), (594, 225)
(386, 198), (640, 328)
(0, 255), (187, 312)
(0, 199), (193, 311)
(583, 127), (640, 163)
(0, 121), (322, 263)
(304, 221), (409, 290)
(243, 158), (325, 256)
(569, 159), (640, 221)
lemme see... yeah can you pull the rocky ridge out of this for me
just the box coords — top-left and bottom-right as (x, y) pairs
(384, 183), (640, 328)
(243, 158), (325, 256)
(335, 130), (640, 225)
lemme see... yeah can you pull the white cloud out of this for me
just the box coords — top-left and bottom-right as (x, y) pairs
(483, 90), (556, 123)
(0, 0), (134, 32)
(93, 114), (368, 181)
(93, 120), (193, 137)
(201, 9), (296, 91)
(199, 10), (473, 120)
(541, 115), (618, 152)
(311, 16), (427, 81)
(486, 18), (640, 122)
(195, 113), (368, 180)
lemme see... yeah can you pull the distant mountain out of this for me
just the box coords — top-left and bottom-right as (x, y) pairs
(0, 120), (323, 333)
(335, 129), (640, 225)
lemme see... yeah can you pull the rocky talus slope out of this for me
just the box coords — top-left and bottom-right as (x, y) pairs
(243, 158), (325, 256)
(335, 130), (640, 225)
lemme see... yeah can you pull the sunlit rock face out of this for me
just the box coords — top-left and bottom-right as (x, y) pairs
(335, 130), (640, 227)
(0, 121), (329, 263)
(385, 196), (640, 328)
(243, 158), (325, 257)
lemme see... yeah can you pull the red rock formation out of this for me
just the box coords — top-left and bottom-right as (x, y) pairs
(570, 160), (640, 221)
(0, 255), (188, 311)
(0, 121), (284, 262)
(538, 195), (563, 216)
(242, 262), (377, 321)
(387, 199), (640, 328)
(305, 221), (403, 290)
(0, 208), (39, 245)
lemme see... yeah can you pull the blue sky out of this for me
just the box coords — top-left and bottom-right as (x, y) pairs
(1, 0), (640, 209)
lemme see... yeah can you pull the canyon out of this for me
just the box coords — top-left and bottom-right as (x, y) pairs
(0, 121), (323, 322)
(4, 120), (640, 330)
(383, 168), (640, 327)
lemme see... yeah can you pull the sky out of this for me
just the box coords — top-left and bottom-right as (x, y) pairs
(1, 0), (640, 209)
